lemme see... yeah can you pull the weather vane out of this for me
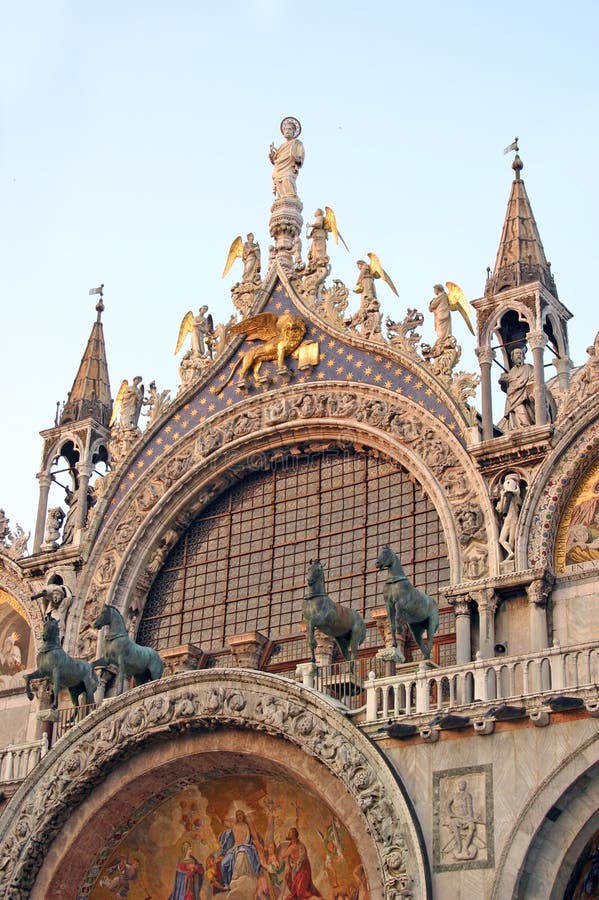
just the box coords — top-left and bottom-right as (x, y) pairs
(503, 137), (519, 155)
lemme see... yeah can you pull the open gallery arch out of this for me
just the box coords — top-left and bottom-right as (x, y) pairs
(1, 671), (431, 899)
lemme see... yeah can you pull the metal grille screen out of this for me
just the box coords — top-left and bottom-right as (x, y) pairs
(139, 449), (451, 657)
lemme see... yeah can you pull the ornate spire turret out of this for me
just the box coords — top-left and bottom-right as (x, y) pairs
(32, 287), (112, 554)
(472, 148), (572, 443)
(485, 152), (558, 299)
(60, 287), (112, 427)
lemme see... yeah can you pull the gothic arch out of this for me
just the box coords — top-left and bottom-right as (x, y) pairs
(73, 382), (496, 647)
(0, 670), (431, 899)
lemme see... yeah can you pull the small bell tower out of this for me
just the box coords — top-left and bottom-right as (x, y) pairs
(33, 288), (112, 554)
(472, 148), (573, 441)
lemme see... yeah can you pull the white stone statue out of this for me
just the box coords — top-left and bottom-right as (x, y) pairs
(110, 377), (145, 430)
(269, 117), (304, 200)
(496, 473), (522, 561)
(498, 348), (535, 431)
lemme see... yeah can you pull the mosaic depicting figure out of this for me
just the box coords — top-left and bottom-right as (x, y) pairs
(89, 775), (367, 900)
(566, 479), (599, 564)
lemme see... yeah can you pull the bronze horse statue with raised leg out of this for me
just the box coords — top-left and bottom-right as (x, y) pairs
(303, 559), (366, 663)
(24, 615), (98, 709)
(376, 545), (439, 659)
(92, 604), (164, 695)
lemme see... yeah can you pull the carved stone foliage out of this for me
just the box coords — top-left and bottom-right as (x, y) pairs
(0, 671), (428, 899)
(385, 310), (424, 355)
(433, 764), (494, 872)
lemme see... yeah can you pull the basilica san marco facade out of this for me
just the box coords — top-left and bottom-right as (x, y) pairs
(1, 120), (599, 899)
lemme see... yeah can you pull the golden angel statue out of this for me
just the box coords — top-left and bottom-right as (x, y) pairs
(217, 310), (307, 393)
(109, 377), (144, 429)
(175, 306), (214, 358)
(429, 282), (474, 343)
(353, 252), (398, 302)
(222, 234), (261, 285)
(307, 206), (348, 263)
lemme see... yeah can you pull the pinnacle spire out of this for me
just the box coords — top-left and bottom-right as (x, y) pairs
(485, 152), (558, 298)
(60, 287), (112, 427)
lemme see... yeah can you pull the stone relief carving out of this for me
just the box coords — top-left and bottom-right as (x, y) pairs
(0, 675), (423, 898)
(433, 765), (494, 872)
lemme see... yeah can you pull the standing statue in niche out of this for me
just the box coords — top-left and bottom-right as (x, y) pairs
(498, 347), (535, 431)
(42, 507), (65, 550)
(496, 473), (522, 561)
(269, 117), (304, 200)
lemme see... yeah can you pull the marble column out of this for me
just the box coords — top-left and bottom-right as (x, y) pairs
(553, 354), (572, 394)
(451, 597), (472, 664)
(33, 471), (52, 554)
(527, 574), (554, 652)
(529, 330), (549, 426)
(476, 345), (496, 441)
(474, 588), (498, 659)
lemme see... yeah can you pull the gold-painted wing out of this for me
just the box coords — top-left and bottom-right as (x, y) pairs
(446, 281), (474, 334)
(109, 379), (128, 427)
(229, 312), (279, 342)
(174, 311), (195, 355)
(368, 252), (399, 296)
(222, 236), (244, 278)
(324, 206), (349, 251)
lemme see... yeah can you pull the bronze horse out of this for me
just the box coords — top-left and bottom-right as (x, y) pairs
(92, 604), (164, 695)
(24, 615), (98, 709)
(376, 545), (439, 659)
(303, 559), (366, 663)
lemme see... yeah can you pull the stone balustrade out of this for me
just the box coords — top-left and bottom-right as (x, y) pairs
(364, 640), (599, 723)
(0, 734), (48, 785)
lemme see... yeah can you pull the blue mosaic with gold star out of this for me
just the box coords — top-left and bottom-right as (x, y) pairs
(105, 279), (463, 525)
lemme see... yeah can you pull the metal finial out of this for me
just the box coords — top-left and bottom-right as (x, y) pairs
(89, 284), (105, 319)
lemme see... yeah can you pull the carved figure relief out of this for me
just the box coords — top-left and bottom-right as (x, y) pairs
(433, 765), (493, 872)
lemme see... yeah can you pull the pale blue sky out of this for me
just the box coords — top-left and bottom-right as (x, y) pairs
(1, 0), (598, 534)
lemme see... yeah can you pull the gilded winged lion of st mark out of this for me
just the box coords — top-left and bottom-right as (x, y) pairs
(216, 310), (307, 393)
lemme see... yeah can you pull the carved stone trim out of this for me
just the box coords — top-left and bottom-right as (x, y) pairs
(0, 670), (430, 899)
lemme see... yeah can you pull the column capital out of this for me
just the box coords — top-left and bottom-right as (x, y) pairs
(227, 631), (269, 669)
(527, 572), (555, 608)
(528, 330), (548, 351)
(472, 587), (498, 613)
(476, 346), (496, 366)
